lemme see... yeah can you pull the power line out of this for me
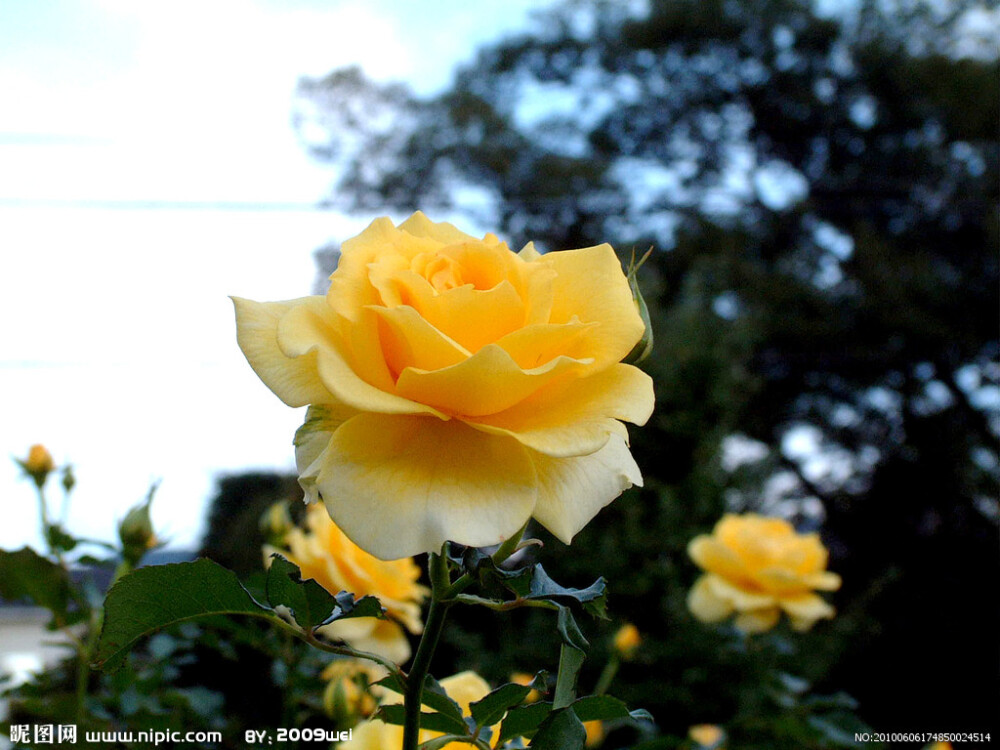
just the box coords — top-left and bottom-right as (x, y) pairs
(0, 197), (337, 212)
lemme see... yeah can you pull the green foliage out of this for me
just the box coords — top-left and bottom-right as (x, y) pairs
(295, 0), (999, 742)
(0, 547), (83, 627)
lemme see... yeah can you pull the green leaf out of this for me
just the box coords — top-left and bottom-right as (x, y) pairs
(0, 547), (81, 624)
(45, 523), (79, 553)
(526, 566), (607, 619)
(469, 673), (545, 729)
(528, 707), (587, 749)
(265, 554), (338, 628)
(498, 702), (553, 744)
(93, 558), (272, 671)
(556, 607), (589, 651)
(375, 704), (469, 736)
(571, 694), (653, 724)
(553, 642), (586, 709)
(265, 554), (384, 629)
(375, 674), (468, 729)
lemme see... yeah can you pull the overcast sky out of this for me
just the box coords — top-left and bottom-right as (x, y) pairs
(0, 0), (555, 552)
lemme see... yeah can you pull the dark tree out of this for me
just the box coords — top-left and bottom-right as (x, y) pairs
(294, 0), (999, 744)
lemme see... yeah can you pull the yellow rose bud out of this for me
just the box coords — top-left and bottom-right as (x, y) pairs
(584, 719), (605, 747)
(689, 724), (725, 748)
(266, 503), (428, 663)
(612, 622), (641, 660)
(20, 444), (55, 487)
(687, 514), (841, 633)
(234, 212), (655, 560)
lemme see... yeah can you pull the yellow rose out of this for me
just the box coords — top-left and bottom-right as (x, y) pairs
(234, 212), (654, 560)
(266, 503), (428, 663)
(343, 671), (498, 750)
(687, 514), (841, 633)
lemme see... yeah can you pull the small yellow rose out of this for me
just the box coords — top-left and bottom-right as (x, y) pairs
(266, 502), (428, 663)
(689, 724), (725, 748)
(21, 443), (55, 487)
(343, 671), (497, 750)
(612, 622), (641, 660)
(687, 514), (841, 633)
(234, 213), (654, 559)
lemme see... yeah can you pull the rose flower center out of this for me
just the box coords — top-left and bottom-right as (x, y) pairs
(412, 251), (466, 293)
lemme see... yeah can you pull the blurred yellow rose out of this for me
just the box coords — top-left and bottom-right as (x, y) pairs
(266, 503), (428, 663)
(321, 659), (382, 722)
(612, 622), (641, 660)
(509, 672), (542, 703)
(689, 724), (725, 748)
(687, 514), (841, 633)
(343, 671), (497, 750)
(234, 212), (654, 560)
(584, 719), (605, 747)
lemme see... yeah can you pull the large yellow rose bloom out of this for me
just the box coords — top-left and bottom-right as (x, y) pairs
(234, 213), (654, 560)
(267, 503), (428, 663)
(343, 671), (497, 750)
(687, 514), (841, 633)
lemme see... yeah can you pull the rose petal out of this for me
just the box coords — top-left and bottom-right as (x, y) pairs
(804, 571), (842, 591)
(687, 575), (735, 623)
(779, 593), (835, 622)
(232, 296), (336, 408)
(396, 344), (591, 417)
(378, 274), (526, 353)
(398, 211), (479, 245)
(278, 300), (445, 418)
(540, 243), (645, 367)
(733, 608), (781, 633)
(295, 404), (357, 504)
(493, 319), (597, 369)
(688, 536), (750, 583)
(370, 304), (470, 376)
(528, 434), (642, 544)
(316, 414), (537, 559)
(467, 363), (654, 458)
(705, 574), (776, 611)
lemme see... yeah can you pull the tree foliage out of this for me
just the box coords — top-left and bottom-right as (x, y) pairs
(294, 0), (998, 743)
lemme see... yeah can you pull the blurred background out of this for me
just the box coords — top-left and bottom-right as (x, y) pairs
(2, 0), (997, 747)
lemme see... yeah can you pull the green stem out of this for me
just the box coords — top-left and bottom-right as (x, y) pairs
(593, 656), (620, 696)
(403, 552), (452, 750)
(300, 628), (405, 681)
